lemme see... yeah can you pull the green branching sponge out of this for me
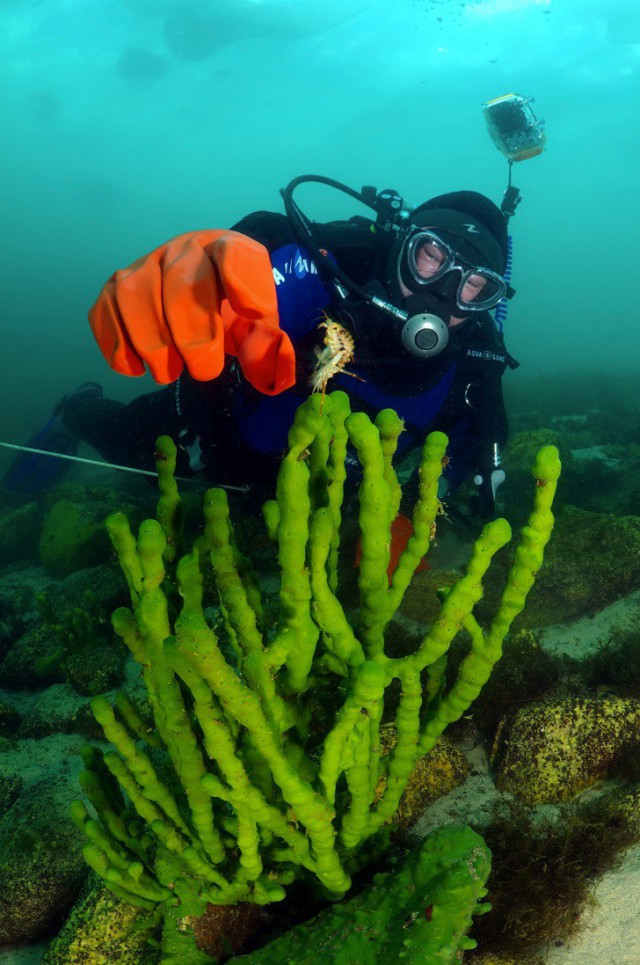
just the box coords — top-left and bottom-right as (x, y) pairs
(72, 391), (560, 956)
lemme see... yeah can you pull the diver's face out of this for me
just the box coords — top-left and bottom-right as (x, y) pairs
(400, 234), (488, 326)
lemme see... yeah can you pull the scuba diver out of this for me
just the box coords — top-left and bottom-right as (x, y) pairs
(3, 176), (519, 518)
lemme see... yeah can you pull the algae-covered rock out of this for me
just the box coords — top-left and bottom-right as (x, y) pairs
(376, 726), (469, 832)
(44, 562), (130, 616)
(16, 684), (104, 740)
(43, 874), (157, 965)
(491, 694), (640, 804)
(63, 641), (128, 697)
(35, 587), (129, 696)
(1, 621), (59, 690)
(0, 776), (88, 946)
(0, 770), (23, 813)
(1, 564), (129, 692)
(38, 497), (108, 578)
(42, 480), (145, 523)
(0, 568), (38, 662)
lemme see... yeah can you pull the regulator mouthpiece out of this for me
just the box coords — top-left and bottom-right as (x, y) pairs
(401, 312), (450, 359)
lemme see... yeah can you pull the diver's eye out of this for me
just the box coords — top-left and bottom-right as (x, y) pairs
(466, 274), (487, 292)
(420, 242), (446, 265)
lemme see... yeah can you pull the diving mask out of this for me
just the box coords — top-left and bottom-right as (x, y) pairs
(404, 230), (508, 312)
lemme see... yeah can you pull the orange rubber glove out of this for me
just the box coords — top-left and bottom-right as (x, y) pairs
(88, 229), (296, 396)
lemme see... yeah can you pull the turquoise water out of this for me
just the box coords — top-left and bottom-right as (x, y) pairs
(2, 0), (639, 449)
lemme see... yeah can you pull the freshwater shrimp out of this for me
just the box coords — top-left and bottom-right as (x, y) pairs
(309, 316), (365, 405)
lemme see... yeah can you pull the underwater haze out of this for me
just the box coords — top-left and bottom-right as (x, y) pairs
(1, 0), (639, 453)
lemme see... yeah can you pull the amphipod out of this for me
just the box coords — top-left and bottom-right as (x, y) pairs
(309, 317), (364, 407)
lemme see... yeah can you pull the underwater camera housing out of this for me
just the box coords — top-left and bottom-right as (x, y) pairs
(482, 93), (546, 162)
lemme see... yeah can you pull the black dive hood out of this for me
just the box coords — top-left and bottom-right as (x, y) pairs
(280, 175), (510, 362)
